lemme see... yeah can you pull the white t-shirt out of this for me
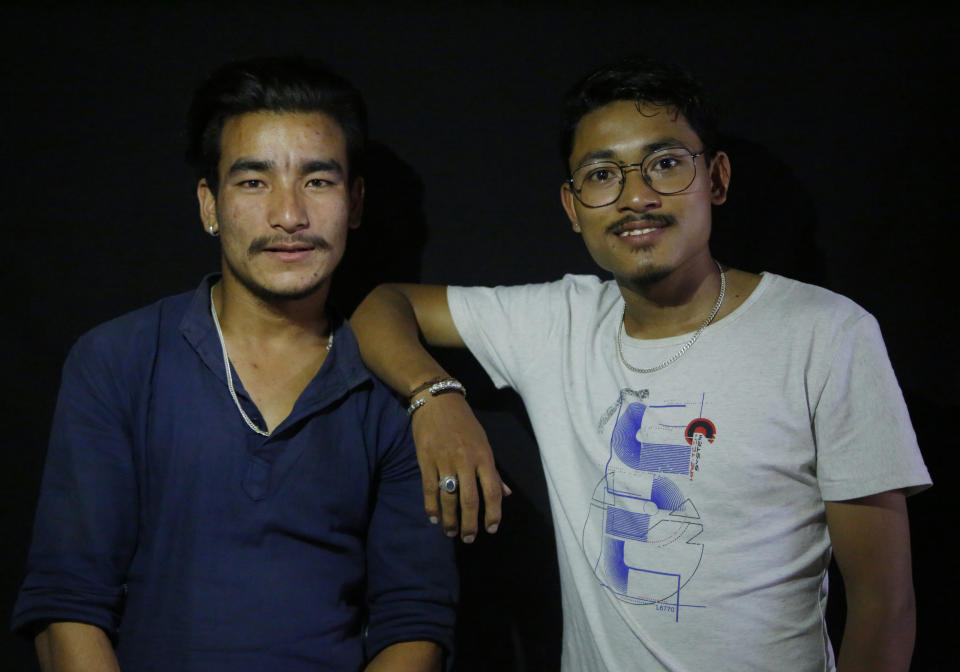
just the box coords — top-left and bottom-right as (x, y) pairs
(448, 272), (930, 672)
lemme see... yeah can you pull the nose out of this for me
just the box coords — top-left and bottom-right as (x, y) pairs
(617, 165), (662, 211)
(269, 185), (308, 232)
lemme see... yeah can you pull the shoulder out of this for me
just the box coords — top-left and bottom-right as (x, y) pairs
(754, 272), (872, 330)
(558, 273), (621, 303)
(68, 290), (195, 374)
(357, 374), (417, 475)
(361, 371), (409, 426)
(333, 321), (411, 438)
(449, 273), (618, 311)
(447, 275), (621, 350)
(744, 273), (891, 376)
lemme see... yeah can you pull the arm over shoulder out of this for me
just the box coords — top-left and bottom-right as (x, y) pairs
(352, 284), (506, 542)
(351, 284), (463, 397)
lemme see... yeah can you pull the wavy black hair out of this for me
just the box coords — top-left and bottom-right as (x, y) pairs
(559, 57), (719, 170)
(186, 56), (367, 193)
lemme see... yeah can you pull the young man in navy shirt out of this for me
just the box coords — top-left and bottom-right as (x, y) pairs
(13, 57), (457, 672)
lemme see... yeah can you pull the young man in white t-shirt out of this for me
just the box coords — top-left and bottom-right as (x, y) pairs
(351, 57), (929, 671)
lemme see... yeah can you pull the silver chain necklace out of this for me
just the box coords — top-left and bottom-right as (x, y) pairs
(616, 261), (725, 374)
(209, 286), (332, 437)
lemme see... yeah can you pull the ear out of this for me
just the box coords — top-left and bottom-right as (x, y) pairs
(708, 151), (731, 205)
(197, 179), (219, 235)
(348, 177), (364, 230)
(560, 182), (582, 233)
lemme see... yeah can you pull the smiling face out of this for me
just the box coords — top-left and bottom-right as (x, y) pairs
(198, 111), (363, 303)
(561, 100), (729, 288)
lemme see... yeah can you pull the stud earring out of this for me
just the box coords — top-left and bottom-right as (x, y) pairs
(208, 225), (219, 237)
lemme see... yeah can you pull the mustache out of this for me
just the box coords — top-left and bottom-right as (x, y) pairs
(607, 214), (676, 233)
(247, 234), (332, 254)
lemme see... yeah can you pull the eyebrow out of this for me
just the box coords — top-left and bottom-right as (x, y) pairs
(226, 158), (345, 175)
(227, 158), (272, 175)
(574, 137), (691, 167)
(302, 159), (344, 175)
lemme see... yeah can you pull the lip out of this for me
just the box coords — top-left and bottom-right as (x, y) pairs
(263, 243), (316, 262)
(609, 222), (668, 246)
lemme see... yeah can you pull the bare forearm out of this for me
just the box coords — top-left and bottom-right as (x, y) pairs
(351, 284), (456, 395)
(364, 640), (441, 672)
(36, 622), (121, 672)
(352, 283), (505, 539)
(836, 589), (915, 672)
(826, 491), (916, 672)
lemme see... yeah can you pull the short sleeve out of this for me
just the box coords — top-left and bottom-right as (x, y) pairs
(447, 280), (569, 391)
(813, 313), (931, 500)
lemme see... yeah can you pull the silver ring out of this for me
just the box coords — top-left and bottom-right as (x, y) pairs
(439, 476), (458, 494)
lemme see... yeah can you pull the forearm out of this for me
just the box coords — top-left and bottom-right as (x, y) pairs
(351, 285), (456, 396)
(36, 622), (121, 672)
(364, 640), (442, 672)
(353, 283), (504, 538)
(836, 587), (915, 672)
(826, 491), (916, 672)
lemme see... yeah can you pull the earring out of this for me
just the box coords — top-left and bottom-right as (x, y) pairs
(208, 225), (219, 237)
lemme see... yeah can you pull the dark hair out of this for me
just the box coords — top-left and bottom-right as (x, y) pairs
(185, 56), (367, 192)
(559, 57), (719, 170)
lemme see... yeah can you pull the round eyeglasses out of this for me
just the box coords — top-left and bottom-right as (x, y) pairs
(568, 147), (705, 208)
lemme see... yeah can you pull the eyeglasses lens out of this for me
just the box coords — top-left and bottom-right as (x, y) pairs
(573, 148), (697, 206)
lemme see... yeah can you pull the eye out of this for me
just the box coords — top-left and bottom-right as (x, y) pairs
(584, 165), (619, 184)
(237, 179), (265, 188)
(646, 150), (692, 175)
(652, 156), (680, 171)
(306, 178), (333, 188)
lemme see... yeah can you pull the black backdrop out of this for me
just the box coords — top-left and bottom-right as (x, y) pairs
(1, 3), (955, 670)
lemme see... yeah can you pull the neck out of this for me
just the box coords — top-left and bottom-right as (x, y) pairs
(618, 257), (722, 339)
(212, 274), (332, 346)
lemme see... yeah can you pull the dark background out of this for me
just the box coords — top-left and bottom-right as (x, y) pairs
(1, 3), (954, 670)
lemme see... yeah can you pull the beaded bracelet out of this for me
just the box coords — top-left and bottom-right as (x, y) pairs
(407, 377), (467, 415)
(408, 375), (455, 398)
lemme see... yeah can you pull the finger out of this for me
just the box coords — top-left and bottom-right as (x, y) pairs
(477, 464), (504, 534)
(418, 459), (440, 525)
(440, 485), (459, 538)
(457, 471), (481, 543)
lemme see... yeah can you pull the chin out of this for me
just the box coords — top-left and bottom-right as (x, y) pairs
(608, 257), (674, 287)
(224, 254), (336, 303)
(627, 267), (673, 286)
(238, 271), (329, 303)
(252, 282), (326, 303)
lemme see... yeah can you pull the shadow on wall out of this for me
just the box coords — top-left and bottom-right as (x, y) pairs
(711, 135), (826, 285)
(331, 140), (428, 317)
(328, 142), (565, 669)
(441, 347), (563, 672)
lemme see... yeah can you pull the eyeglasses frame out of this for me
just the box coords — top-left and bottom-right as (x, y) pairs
(566, 147), (707, 209)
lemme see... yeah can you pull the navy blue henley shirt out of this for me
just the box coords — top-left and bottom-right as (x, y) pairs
(12, 276), (457, 671)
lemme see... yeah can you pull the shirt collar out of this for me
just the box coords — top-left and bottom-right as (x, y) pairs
(178, 274), (372, 416)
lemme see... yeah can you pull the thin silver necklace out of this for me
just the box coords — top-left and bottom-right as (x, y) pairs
(616, 261), (725, 374)
(209, 286), (332, 436)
